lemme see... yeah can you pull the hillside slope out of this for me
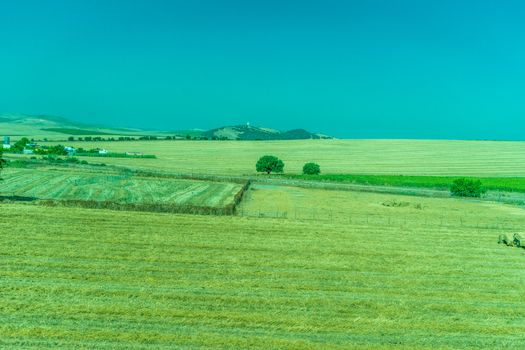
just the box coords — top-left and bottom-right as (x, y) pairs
(203, 124), (330, 140)
(0, 114), (330, 140)
(0, 114), (141, 137)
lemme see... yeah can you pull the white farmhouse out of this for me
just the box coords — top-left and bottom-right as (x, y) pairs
(64, 146), (76, 156)
(2, 136), (10, 149)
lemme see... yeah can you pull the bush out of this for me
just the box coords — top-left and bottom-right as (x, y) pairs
(6, 159), (30, 168)
(12, 137), (30, 152)
(64, 157), (79, 163)
(498, 234), (512, 246)
(303, 162), (320, 175)
(256, 155), (284, 174)
(450, 178), (486, 197)
(513, 233), (523, 248)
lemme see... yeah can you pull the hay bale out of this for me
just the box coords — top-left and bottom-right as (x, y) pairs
(498, 234), (512, 246)
(513, 233), (523, 248)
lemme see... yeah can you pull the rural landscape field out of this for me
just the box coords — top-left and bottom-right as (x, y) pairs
(3, 1), (525, 349)
(42, 139), (525, 176)
(1, 121), (525, 348)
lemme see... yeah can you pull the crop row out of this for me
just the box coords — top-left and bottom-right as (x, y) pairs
(1, 203), (524, 349)
(0, 168), (243, 209)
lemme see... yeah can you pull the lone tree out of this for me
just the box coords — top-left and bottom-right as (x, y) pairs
(256, 155), (284, 174)
(450, 178), (485, 198)
(303, 162), (320, 175)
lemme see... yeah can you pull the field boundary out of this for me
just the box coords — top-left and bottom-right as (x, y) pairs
(6, 158), (525, 206)
(37, 199), (236, 215)
(36, 180), (251, 215)
(0, 176), (252, 216)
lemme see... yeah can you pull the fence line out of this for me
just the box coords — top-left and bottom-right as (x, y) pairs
(237, 209), (523, 231)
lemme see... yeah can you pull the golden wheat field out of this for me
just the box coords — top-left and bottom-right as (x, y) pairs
(0, 167), (242, 207)
(1, 194), (524, 349)
(40, 139), (525, 176)
(3, 138), (525, 349)
(240, 184), (525, 227)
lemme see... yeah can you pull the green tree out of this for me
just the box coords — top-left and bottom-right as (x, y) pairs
(303, 162), (321, 175)
(68, 136), (75, 141)
(450, 178), (486, 197)
(256, 155), (284, 174)
(47, 145), (68, 156)
(12, 137), (30, 152)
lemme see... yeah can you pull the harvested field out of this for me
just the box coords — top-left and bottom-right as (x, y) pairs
(0, 202), (524, 349)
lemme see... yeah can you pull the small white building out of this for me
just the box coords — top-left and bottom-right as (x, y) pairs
(22, 148), (34, 155)
(98, 149), (108, 155)
(64, 146), (76, 156)
(3, 136), (10, 149)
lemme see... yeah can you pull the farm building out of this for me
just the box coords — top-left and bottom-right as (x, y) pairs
(3, 136), (11, 149)
(64, 146), (76, 156)
(98, 149), (108, 155)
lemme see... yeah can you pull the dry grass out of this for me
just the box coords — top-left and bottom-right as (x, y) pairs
(240, 184), (525, 229)
(1, 194), (525, 349)
(38, 139), (525, 176)
(0, 168), (242, 208)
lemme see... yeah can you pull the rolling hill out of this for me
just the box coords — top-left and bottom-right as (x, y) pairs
(203, 124), (330, 140)
(0, 114), (142, 138)
(0, 114), (330, 140)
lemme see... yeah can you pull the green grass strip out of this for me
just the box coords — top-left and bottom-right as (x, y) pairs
(284, 174), (525, 192)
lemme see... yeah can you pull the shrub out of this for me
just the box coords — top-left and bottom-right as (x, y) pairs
(450, 178), (486, 197)
(513, 233), (523, 248)
(498, 234), (512, 246)
(7, 159), (31, 168)
(256, 155), (284, 174)
(12, 137), (30, 152)
(64, 157), (79, 163)
(303, 162), (320, 175)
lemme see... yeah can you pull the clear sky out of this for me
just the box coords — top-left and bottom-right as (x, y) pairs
(1, 0), (524, 139)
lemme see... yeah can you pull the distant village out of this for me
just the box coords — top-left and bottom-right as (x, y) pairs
(2, 136), (150, 158)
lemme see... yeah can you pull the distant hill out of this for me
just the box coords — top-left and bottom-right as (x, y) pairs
(0, 114), (330, 140)
(203, 124), (331, 140)
(0, 114), (143, 138)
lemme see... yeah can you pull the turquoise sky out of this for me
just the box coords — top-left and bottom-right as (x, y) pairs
(1, 0), (524, 139)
